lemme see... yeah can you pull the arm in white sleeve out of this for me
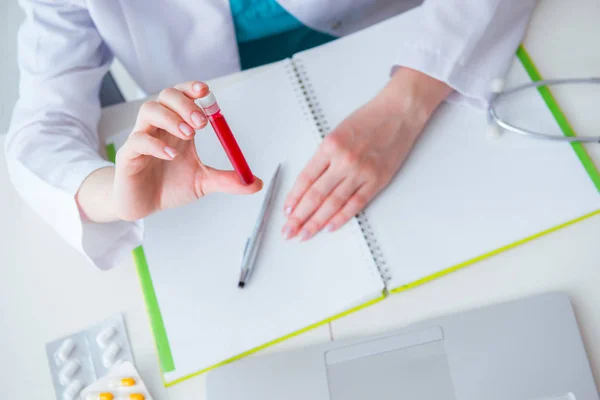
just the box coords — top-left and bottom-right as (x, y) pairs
(5, 0), (142, 269)
(395, 0), (538, 108)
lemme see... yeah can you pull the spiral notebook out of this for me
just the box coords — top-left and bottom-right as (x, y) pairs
(107, 9), (600, 387)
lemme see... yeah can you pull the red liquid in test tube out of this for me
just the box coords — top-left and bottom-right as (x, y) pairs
(198, 91), (255, 185)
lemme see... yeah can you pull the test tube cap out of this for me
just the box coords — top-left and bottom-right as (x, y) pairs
(197, 91), (217, 108)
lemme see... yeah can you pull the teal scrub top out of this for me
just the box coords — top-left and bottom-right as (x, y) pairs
(230, 0), (336, 70)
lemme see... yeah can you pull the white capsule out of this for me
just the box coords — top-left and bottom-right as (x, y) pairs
(102, 342), (122, 367)
(59, 359), (81, 385)
(96, 326), (117, 348)
(491, 78), (505, 94)
(63, 379), (84, 400)
(56, 338), (75, 363)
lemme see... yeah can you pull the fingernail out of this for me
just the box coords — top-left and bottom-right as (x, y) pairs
(325, 223), (335, 232)
(300, 230), (311, 241)
(179, 122), (194, 136)
(284, 206), (293, 216)
(193, 82), (204, 93)
(164, 146), (177, 159)
(282, 226), (293, 240)
(191, 111), (205, 128)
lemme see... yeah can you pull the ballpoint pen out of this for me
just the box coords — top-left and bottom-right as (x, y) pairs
(238, 163), (281, 288)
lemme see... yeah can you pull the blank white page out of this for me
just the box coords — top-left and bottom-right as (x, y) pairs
(293, 13), (600, 290)
(140, 61), (383, 383)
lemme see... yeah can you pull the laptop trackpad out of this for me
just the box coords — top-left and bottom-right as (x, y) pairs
(325, 326), (456, 400)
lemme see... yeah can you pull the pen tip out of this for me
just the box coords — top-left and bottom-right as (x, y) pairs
(238, 281), (245, 289)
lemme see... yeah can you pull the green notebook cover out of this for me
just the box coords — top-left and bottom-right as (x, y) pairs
(106, 45), (600, 386)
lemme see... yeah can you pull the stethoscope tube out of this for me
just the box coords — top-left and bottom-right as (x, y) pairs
(487, 77), (600, 143)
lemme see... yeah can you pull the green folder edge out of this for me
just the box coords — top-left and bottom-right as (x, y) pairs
(105, 45), (600, 387)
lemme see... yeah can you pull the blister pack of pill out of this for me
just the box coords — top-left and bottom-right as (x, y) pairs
(80, 361), (153, 400)
(46, 314), (134, 400)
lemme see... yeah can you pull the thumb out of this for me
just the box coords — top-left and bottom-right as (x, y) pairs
(200, 166), (264, 195)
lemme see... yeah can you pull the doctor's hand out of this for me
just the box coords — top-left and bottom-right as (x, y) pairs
(76, 81), (263, 223)
(281, 68), (452, 240)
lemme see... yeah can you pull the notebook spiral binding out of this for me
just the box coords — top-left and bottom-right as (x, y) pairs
(285, 58), (392, 284)
(355, 213), (391, 283)
(284, 59), (329, 140)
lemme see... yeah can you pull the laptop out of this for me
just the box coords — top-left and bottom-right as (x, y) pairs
(207, 292), (598, 400)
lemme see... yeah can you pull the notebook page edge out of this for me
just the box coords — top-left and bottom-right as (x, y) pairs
(162, 290), (386, 384)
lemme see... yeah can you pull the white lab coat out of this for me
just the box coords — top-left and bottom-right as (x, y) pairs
(5, 0), (537, 269)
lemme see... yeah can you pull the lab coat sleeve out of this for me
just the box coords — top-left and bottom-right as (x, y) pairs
(5, 0), (143, 270)
(395, 0), (537, 108)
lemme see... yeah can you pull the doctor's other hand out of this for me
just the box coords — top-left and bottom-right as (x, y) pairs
(76, 81), (263, 223)
(281, 68), (452, 240)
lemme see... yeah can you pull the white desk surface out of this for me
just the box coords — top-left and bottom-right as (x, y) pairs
(1, 1), (599, 398)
